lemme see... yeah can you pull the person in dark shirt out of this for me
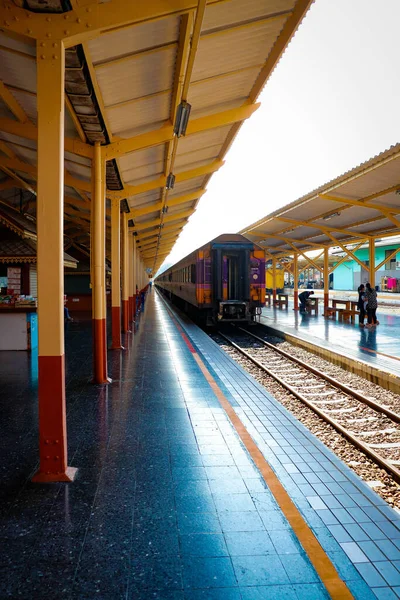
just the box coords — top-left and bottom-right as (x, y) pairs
(64, 295), (73, 321)
(357, 284), (366, 327)
(365, 282), (378, 327)
(298, 290), (314, 312)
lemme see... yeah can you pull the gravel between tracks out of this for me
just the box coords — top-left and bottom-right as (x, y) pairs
(214, 333), (400, 510)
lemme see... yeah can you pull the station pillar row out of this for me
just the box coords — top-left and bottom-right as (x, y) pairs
(33, 41), (76, 483)
(121, 216), (130, 333)
(128, 233), (134, 324)
(111, 198), (123, 350)
(92, 142), (109, 383)
(131, 235), (137, 320)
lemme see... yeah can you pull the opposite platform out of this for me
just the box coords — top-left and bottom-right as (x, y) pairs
(259, 300), (400, 391)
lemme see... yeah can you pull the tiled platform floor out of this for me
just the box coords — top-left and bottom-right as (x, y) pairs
(0, 289), (399, 598)
(260, 299), (400, 376)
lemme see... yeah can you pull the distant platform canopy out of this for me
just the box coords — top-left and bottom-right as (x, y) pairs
(240, 144), (400, 258)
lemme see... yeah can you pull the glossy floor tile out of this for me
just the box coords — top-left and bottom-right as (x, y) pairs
(1, 290), (400, 598)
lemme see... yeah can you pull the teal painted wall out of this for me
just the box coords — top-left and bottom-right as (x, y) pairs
(332, 245), (400, 290)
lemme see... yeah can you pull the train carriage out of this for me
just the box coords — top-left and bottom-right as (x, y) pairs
(156, 234), (265, 325)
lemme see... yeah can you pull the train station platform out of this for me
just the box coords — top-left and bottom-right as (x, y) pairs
(2, 290), (400, 599)
(260, 300), (400, 392)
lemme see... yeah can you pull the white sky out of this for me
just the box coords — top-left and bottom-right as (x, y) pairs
(158, 0), (400, 273)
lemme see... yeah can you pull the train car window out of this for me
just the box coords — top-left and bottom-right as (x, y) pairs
(191, 264), (196, 283)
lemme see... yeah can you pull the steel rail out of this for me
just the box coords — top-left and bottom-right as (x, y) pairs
(238, 326), (400, 425)
(217, 330), (400, 485)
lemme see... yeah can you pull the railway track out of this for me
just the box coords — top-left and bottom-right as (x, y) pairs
(216, 325), (400, 485)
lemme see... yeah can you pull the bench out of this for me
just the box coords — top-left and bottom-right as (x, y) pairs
(274, 293), (288, 309)
(341, 309), (359, 324)
(307, 297), (319, 315)
(324, 306), (344, 319)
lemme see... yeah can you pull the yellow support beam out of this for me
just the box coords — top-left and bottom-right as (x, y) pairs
(136, 223), (184, 240)
(133, 209), (193, 232)
(143, 246), (174, 259)
(130, 190), (205, 219)
(0, 118), (93, 159)
(110, 161), (222, 201)
(276, 216), (373, 239)
(320, 193), (400, 215)
(0, 155), (92, 193)
(329, 242), (364, 274)
(103, 105), (259, 161)
(0, 80), (29, 123)
(324, 233), (369, 272)
(141, 239), (178, 254)
(375, 247), (399, 272)
(0, 0), (227, 46)
(0, 140), (17, 158)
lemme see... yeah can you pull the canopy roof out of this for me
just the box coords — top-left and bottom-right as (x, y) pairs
(240, 144), (400, 258)
(0, 203), (77, 267)
(0, 230), (77, 268)
(0, 0), (313, 273)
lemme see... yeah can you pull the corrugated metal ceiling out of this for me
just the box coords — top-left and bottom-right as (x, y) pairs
(0, 0), (313, 271)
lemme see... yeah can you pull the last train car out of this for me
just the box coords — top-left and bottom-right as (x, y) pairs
(156, 234), (265, 325)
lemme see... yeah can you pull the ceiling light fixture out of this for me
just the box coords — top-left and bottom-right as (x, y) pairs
(322, 211), (341, 221)
(174, 101), (191, 137)
(166, 173), (175, 190)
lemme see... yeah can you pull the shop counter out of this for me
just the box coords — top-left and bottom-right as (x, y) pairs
(0, 306), (37, 350)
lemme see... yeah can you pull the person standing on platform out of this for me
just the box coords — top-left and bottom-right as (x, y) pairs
(365, 282), (378, 327)
(357, 284), (366, 327)
(298, 290), (314, 312)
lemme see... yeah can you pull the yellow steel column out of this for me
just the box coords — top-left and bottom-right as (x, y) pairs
(135, 248), (140, 313)
(324, 248), (329, 313)
(272, 257), (277, 305)
(128, 233), (134, 324)
(132, 236), (137, 319)
(33, 40), (76, 483)
(369, 238), (376, 288)
(92, 142), (109, 383)
(293, 253), (299, 311)
(111, 198), (123, 349)
(121, 216), (130, 332)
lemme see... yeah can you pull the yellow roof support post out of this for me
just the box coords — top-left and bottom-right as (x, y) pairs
(132, 235), (137, 318)
(92, 141), (110, 383)
(323, 248), (329, 313)
(0, 80), (29, 123)
(32, 39), (76, 484)
(272, 257), (277, 304)
(293, 252), (299, 310)
(369, 239), (375, 288)
(121, 215), (130, 333)
(129, 231), (135, 324)
(110, 198), (123, 350)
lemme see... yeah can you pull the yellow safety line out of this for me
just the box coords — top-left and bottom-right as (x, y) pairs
(164, 302), (354, 599)
(191, 351), (353, 599)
